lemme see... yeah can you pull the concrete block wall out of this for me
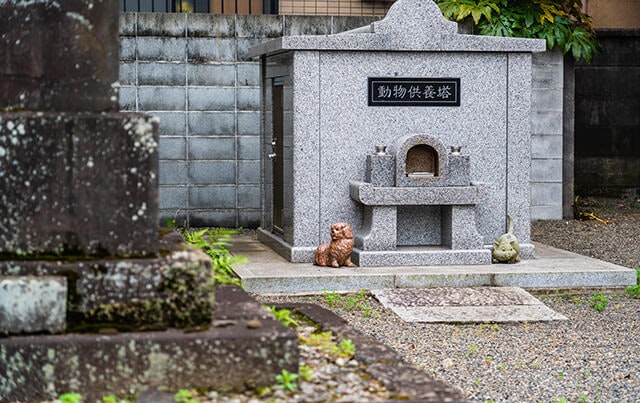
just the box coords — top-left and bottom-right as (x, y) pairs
(531, 49), (564, 219)
(119, 13), (563, 227)
(119, 13), (379, 228)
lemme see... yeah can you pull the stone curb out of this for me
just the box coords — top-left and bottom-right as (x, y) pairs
(271, 302), (466, 402)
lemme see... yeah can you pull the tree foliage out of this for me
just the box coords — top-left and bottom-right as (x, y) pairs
(435, 0), (599, 63)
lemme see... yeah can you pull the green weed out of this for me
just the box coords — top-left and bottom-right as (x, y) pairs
(299, 365), (314, 382)
(337, 339), (356, 358)
(275, 369), (299, 392)
(625, 269), (640, 299)
(299, 330), (356, 359)
(174, 389), (199, 403)
(59, 393), (83, 403)
(169, 220), (247, 287)
(265, 306), (300, 328)
(589, 293), (608, 312)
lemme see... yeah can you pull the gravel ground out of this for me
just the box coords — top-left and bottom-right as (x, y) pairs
(217, 196), (640, 402)
(531, 196), (640, 270)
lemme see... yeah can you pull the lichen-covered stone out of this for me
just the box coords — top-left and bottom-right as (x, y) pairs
(0, 0), (119, 112)
(0, 276), (67, 334)
(0, 286), (298, 402)
(0, 112), (159, 257)
(0, 231), (213, 332)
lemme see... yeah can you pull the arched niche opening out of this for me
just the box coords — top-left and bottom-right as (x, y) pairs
(405, 144), (439, 177)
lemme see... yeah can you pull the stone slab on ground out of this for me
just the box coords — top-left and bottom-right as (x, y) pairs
(230, 234), (637, 293)
(372, 287), (568, 323)
(0, 286), (298, 402)
(0, 276), (67, 334)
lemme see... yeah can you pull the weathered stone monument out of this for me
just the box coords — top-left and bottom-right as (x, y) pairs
(0, 1), (296, 399)
(250, 0), (545, 266)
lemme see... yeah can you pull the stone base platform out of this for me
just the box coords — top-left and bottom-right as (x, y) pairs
(231, 234), (637, 294)
(353, 246), (492, 267)
(0, 286), (298, 401)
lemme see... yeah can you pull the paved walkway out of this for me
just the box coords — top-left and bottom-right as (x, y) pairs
(230, 234), (636, 294)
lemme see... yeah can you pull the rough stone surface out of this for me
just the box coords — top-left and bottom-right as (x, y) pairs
(0, 0), (119, 112)
(0, 276), (67, 334)
(0, 231), (212, 331)
(0, 286), (298, 402)
(0, 112), (159, 256)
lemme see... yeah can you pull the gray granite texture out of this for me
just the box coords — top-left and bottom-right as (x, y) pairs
(0, 112), (159, 256)
(0, 276), (67, 334)
(366, 153), (395, 186)
(352, 248), (492, 267)
(253, 0), (543, 263)
(372, 287), (568, 322)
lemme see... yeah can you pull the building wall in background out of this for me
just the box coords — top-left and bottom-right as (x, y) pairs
(574, 29), (640, 197)
(586, 0), (640, 29)
(119, 13), (379, 227)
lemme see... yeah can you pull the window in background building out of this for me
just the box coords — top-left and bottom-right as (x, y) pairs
(119, 0), (210, 12)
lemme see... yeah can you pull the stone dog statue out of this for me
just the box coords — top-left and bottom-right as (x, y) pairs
(314, 222), (356, 267)
(492, 215), (520, 264)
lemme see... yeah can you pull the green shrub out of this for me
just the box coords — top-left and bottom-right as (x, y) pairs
(435, 0), (600, 62)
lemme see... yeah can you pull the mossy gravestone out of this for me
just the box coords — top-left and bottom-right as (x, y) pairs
(0, 2), (300, 401)
(0, 0), (213, 335)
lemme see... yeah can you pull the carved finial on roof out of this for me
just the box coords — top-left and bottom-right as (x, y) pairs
(372, 0), (457, 37)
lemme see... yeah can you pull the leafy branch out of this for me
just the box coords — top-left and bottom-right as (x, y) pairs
(435, 0), (600, 63)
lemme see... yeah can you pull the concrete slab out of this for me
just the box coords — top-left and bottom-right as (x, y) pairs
(230, 234), (637, 293)
(371, 287), (568, 322)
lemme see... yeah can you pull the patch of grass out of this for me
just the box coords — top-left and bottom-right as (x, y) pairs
(299, 330), (356, 359)
(174, 389), (200, 403)
(299, 365), (314, 382)
(589, 293), (608, 312)
(275, 369), (299, 392)
(321, 289), (378, 317)
(169, 220), (247, 287)
(625, 269), (640, 299)
(59, 393), (83, 403)
(265, 306), (300, 328)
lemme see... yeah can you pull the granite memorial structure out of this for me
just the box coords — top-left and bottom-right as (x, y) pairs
(250, 0), (546, 266)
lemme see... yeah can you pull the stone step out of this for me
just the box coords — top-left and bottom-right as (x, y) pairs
(0, 286), (298, 401)
(0, 276), (67, 334)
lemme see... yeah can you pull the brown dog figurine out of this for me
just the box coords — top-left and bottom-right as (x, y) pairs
(314, 222), (356, 267)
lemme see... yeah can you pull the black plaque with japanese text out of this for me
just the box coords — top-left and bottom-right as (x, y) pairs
(368, 77), (460, 107)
